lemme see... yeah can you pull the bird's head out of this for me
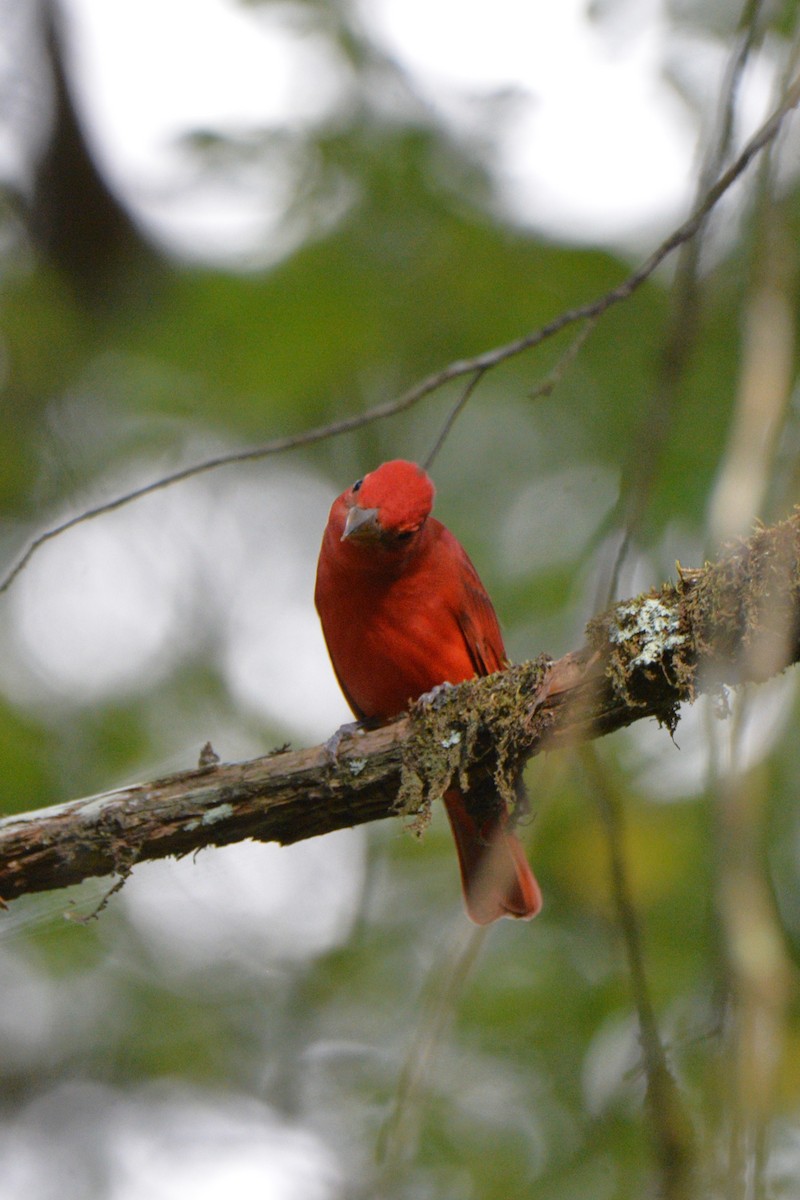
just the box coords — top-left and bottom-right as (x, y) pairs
(340, 460), (435, 547)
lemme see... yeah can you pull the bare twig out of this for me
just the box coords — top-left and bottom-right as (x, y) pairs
(423, 369), (487, 471)
(605, 0), (770, 605)
(376, 925), (486, 1180)
(2, 71), (799, 598)
(583, 747), (695, 1198)
(424, 313), (599, 470)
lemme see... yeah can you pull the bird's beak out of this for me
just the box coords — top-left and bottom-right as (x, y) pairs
(342, 505), (380, 541)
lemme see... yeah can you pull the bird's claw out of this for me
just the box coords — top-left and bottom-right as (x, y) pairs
(324, 720), (365, 763)
(417, 681), (455, 710)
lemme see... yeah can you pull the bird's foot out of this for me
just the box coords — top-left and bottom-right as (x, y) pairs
(417, 681), (455, 710)
(323, 720), (366, 763)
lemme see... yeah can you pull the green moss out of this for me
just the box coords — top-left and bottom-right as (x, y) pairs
(396, 658), (552, 830)
(586, 512), (800, 726)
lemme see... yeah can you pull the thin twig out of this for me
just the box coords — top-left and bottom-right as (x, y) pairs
(423, 369), (487, 471)
(376, 925), (486, 1183)
(527, 310), (600, 401)
(582, 747), (695, 1199)
(604, 0), (770, 606)
(2, 72), (799, 598)
(710, 0), (766, 189)
(424, 311), (598, 470)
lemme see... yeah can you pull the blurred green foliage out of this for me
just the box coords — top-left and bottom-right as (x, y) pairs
(2, 2), (800, 1199)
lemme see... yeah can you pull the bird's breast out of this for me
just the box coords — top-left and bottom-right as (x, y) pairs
(318, 570), (477, 721)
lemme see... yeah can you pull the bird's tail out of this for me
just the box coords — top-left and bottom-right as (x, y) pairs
(444, 789), (542, 925)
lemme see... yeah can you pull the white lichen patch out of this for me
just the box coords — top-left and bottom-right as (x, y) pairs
(610, 597), (686, 668)
(347, 758), (367, 776)
(440, 730), (462, 749)
(183, 802), (235, 832)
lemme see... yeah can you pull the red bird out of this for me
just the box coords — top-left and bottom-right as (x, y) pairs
(315, 459), (541, 924)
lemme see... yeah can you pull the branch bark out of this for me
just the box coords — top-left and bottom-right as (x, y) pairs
(2, 511), (799, 904)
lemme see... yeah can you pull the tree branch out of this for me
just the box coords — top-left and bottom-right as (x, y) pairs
(2, 511), (799, 905)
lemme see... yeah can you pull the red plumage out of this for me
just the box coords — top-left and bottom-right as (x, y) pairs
(315, 459), (541, 924)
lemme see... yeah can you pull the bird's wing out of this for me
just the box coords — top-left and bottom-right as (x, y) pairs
(449, 539), (507, 679)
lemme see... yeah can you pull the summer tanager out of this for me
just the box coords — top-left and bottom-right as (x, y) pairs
(315, 459), (541, 924)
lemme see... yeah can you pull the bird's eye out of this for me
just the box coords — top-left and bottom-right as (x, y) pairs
(395, 530), (414, 543)
(352, 479), (363, 493)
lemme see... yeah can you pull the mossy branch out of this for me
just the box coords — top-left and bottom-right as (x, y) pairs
(2, 511), (800, 904)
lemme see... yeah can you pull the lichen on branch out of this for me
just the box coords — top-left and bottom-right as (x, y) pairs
(587, 509), (800, 724)
(396, 657), (553, 829)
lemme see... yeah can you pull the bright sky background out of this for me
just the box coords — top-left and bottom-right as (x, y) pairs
(57, 0), (778, 261)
